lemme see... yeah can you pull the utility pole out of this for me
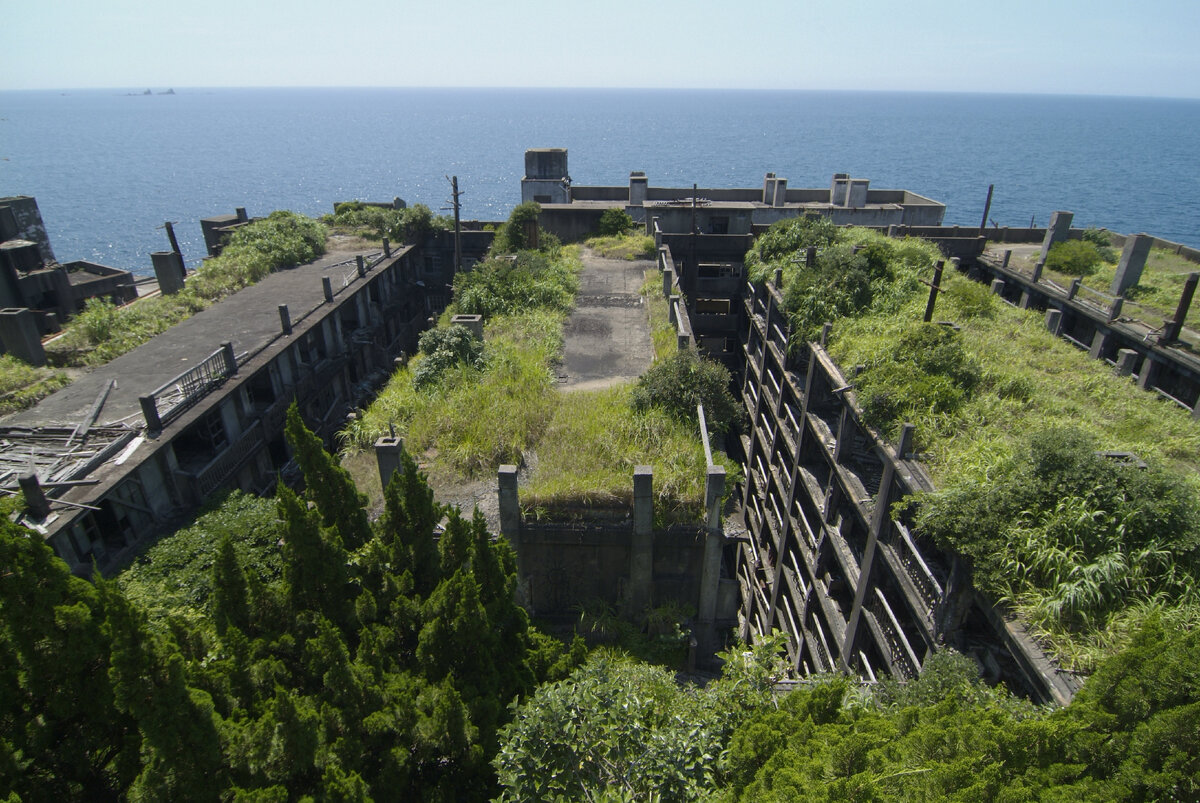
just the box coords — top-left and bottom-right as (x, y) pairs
(979, 184), (994, 234)
(447, 175), (462, 274)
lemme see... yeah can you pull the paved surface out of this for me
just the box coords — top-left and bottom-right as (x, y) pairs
(559, 249), (655, 391)
(4, 246), (392, 429)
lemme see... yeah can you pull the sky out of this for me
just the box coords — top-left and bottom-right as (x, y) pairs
(2, 0), (1199, 98)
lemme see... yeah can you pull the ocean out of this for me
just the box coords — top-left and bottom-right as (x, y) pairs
(1, 87), (1198, 276)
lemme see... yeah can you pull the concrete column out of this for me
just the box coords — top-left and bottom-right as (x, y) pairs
(139, 395), (162, 432)
(1137, 357), (1158, 391)
(1108, 296), (1124, 323)
(1045, 308), (1062, 335)
(151, 251), (186, 295)
(19, 473), (50, 520)
(805, 246), (817, 268)
(629, 466), (654, 614)
(0, 307), (45, 366)
(1160, 272), (1198, 344)
(375, 436), (404, 491)
(697, 465), (726, 623)
(1111, 234), (1153, 296)
(382, 238), (391, 258)
(663, 266), (674, 297)
(668, 295), (679, 324)
(1068, 278), (1081, 300)
(990, 278), (1005, 295)
(356, 255), (366, 278)
(278, 304), (292, 335)
(1089, 329), (1110, 360)
(236, 207), (248, 224)
(1038, 210), (1074, 265)
(450, 314), (483, 340)
(772, 177), (788, 207)
(1001, 249), (1012, 268)
(1115, 349), (1138, 378)
(498, 465), (520, 540)
(322, 276), (334, 303)
(221, 341), (237, 376)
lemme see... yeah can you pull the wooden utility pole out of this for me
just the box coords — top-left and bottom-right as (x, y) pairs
(448, 176), (462, 274)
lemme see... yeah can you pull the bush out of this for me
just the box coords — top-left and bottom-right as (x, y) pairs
(452, 250), (579, 320)
(413, 324), (484, 388)
(1046, 240), (1104, 277)
(597, 208), (634, 237)
(632, 349), (745, 435)
(1082, 227), (1119, 262)
(491, 202), (555, 254)
(744, 216), (840, 281)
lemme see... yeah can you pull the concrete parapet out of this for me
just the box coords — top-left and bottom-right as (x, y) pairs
(498, 465), (520, 540)
(1111, 234), (1153, 296)
(0, 307), (44, 366)
(629, 466), (654, 613)
(1038, 211), (1074, 265)
(151, 250), (186, 295)
(374, 436), (404, 491)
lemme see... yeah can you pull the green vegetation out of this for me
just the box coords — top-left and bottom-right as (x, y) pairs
(347, 205), (733, 521)
(1045, 239), (1104, 276)
(1, 406), (582, 799)
(747, 217), (1200, 670)
(597, 207), (635, 236)
(323, 201), (446, 244)
(47, 211), (326, 367)
(632, 348), (746, 436)
(0, 354), (70, 415)
(586, 231), (657, 260)
(641, 269), (678, 360)
(489, 201), (560, 254)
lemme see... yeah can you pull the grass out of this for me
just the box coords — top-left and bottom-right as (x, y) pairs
(640, 270), (678, 361)
(828, 266), (1200, 670)
(0, 355), (71, 416)
(585, 233), (656, 261)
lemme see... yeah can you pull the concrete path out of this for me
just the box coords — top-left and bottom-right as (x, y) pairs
(559, 248), (655, 391)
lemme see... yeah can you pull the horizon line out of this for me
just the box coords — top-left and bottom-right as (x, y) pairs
(3, 85), (1199, 102)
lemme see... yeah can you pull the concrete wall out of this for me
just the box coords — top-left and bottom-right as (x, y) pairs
(0, 196), (56, 264)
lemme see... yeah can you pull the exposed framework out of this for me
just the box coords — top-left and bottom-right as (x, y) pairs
(735, 278), (1081, 704)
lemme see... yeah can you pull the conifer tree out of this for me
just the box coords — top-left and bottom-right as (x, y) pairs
(277, 483), (349, 621)
(211, 533), (250, 635)
(285, 403), (372, 551)
(377, 445), (442, 597)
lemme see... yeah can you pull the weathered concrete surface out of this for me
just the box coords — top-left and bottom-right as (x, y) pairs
(559, 248), (654, 391)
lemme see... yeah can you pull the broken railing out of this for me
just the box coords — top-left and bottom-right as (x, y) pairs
(138, 342), (239, 432)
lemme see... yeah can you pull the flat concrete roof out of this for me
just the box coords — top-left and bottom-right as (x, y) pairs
(3, 245), (404, 431)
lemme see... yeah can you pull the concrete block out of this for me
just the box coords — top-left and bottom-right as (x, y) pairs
(1111, 234), (1153, 296)
(990, 278), (1005, 295)
(1002, 249), (1012, 268)
(450, 314), (484, 340)
(772, 177), (788, 207)
(1045, 309), (1062, 335)
(629, 466), (654, 613)
(375, 436), (404, 491)
(498, 465), (520, 539)
(1115, 349), (1138, 378)
(1038, 210), (1074, 264)
(151, 251), (186, 295)
(0, 307), (45, 366)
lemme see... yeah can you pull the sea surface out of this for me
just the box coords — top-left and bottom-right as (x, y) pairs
(1, 88), (1198, 276)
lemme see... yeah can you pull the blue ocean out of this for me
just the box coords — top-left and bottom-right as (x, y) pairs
(1, 88), (1198, 276)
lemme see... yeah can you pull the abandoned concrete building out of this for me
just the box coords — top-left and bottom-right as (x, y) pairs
(7, 150), (1198, 707)
(523, 147), (946, 242)
(0, 197), (137, 361)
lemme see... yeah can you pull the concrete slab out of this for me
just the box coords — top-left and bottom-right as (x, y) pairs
(560, 249), (654, 390)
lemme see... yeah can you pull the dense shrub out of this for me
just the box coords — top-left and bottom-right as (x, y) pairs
(491, 201), (559, 254)
(326, 201), (442, 243)
(744, 216), (839, 279)
(597, 207), (634, 236)
(1046, 239), (1104, 276)
(412, 324), (484, 388)
(632, 348), (745, 435)
(1082, 227), (1119, 262)
(452, 250), (579, 320)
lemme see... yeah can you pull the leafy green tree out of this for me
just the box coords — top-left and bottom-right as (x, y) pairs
(491, 201), (544, 253)
(211, 534), (250, 636)
(632, 348), (745, 435)
(1046, 239), (1105, 276)
(277, 482), (350, 620)
(598, 208), (635, 236)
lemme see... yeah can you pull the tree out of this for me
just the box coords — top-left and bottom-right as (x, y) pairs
(211, 534), (250, 636)
(285, 403), (372, 551)
(632, 348), (745, 435)
(598, 208), (634, 236)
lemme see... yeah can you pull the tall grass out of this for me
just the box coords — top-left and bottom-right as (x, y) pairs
(640, 271), (677, 361)
(0, 355), (71, 415)
(586, 233), (657, 261)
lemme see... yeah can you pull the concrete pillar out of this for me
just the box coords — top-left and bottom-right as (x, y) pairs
(221, 341), (237, 376)
(1160, 272), (1198, 344)
(1089, 329), (1110, 360)
(805, 246), (817, 268)
(1108, 296), (1124, 323)
(762, 173), (776, 204)
(450, 314), (483, 340)
(322, 276), (334, 303)
(698, 465), (726, 623)
(1111, 234), (1153, 296)
(382, 238), (391, 258)
(278, 304), (292, 335)
(1137, 357), (1158, 391)
(629, 172), (648, 207)
(139, 395), (162, 432)
(1115, 349), (1138, 378)
(236, 207), (248, 224)
(1001, 250), (1012, 268)
(1038, 210), (1074, 265)
(668, 295), (679, 325)
(772, 177), (788, 207)
(151, 250), (186, 295)
(498, 465), (520, 540)
(1068, 278), (1081, 300)
(1045, 308), (1062, 335)
(990, 278), (1006, 295)
(375, 436), (404, 491)
(629, 466), (654, 613)
(0, 307), (45, 366)
(663, 266), (674, 297)
(356, 255), (366, 278)
(19, 473), (49, 520)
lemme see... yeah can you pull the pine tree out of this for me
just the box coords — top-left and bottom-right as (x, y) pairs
(211, 534), (250, 636)
(285, 403), (372, 551)
(377, 446), (442, 597)
(277, 483), (349, 622)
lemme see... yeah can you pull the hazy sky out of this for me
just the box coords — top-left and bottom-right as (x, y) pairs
(2, 0), (1198, 97)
